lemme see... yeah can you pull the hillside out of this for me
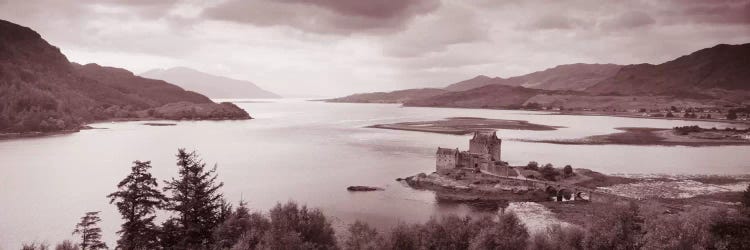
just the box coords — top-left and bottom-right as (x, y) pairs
(443, 64), (622, 92)
(325, 88), (448, 103)
(586, 44), (750, 96)
(0, 19), (250, 133)
(509, 63), (622, 91)
(404, 85), (554, 109)
(329, 43), (750, 111)
(443, 75), (511, 91)
(141, 67), (280, 99)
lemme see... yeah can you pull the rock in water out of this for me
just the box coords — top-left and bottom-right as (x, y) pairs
(347, 186), (383, 192)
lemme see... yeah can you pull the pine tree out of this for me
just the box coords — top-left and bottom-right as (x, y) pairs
(73, 211), (108, 250)
(163, 149), (225, 248)
(107, 160), (166, 250)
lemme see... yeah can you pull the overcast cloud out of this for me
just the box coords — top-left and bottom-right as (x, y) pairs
(1, 0), (748, 97)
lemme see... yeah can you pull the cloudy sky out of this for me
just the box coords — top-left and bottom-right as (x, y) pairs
(1, 0), (748, 97)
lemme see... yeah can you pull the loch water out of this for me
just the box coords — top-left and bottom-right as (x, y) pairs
(1, 99), (748, 249)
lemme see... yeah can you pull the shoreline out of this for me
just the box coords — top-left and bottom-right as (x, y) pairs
(329, 100), (750, 125)
(518, 127), (750, 147)
(0, 116), (252, 141)
(552, 110), (750, 125)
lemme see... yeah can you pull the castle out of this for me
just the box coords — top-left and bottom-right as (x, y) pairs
(436, 131), (503, 174)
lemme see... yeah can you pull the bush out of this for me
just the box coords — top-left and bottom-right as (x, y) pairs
(387, 223), (422, 250)
(468, 213), (529, 250)
(215, 202), (270, 249)
(640, 204), (722, 250)
(563, 165), (573, 177)
(54, 241), (79, 250)
(258, 201), (337, 249)
(584, 202), (643, 250)
(529, 224), (585, 250)
(540, 164), (559, 181)
(527, 161), (539, 171)
(343, 221), (383, 250)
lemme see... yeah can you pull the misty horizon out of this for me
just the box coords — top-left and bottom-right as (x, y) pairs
(2, 0), (748, 97)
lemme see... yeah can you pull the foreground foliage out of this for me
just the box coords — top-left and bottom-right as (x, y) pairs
(26, 152), (750, 250)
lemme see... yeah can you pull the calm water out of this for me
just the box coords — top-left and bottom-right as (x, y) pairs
(1, 99), (748, 249)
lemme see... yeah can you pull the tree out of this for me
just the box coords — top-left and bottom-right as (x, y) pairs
(344, 221), (383, 250)
(107, 160), (165, 250)
(213, 200), (271, 249)
(163, 149), (225, 249)
(540, 163), (558, 181)
(258, 201), (337, 249)
(743, 183), (750, 211)
(468, 212), (529, 250)
(421, 215), (481, 250)
(563, 165), (573, 178)
(21, 242), (49, 250)
(666, 111), (675, 118)
(54, 240), (80, 250)
(73, 211), (108, 250)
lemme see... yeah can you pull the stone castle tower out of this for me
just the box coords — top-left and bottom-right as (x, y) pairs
(435, 131), (503, 173)
(469, 131), (502, 161)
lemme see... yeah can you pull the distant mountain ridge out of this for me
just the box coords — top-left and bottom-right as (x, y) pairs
(328, 43), (750, 109)
(586, 44), (750, 95)
(0, 19), (250, 133)
(141, 67), (280, 99)
(444, 63), (623, 92)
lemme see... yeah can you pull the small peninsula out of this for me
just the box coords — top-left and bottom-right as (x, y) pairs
(521, 126), (750, 146)
(368, 117), (559, 135)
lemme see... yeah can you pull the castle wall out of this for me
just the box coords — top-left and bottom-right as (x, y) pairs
(436, 153), (457, 173)
(458, 152), (490, 170)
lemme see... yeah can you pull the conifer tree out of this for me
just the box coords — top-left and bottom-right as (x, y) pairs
(163, 149), (225, 248)
(107, 160), (166, 250)
(73, 211), (108, 250)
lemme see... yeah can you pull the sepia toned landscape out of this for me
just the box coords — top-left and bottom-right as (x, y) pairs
(1, 1), (750, 250)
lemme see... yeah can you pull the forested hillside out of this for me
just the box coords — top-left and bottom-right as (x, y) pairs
(0, 19), (249, 133)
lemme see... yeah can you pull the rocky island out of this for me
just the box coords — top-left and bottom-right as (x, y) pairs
(400, 130), (748, 227)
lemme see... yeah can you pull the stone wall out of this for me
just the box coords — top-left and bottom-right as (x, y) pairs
(436, 152), (457, 173)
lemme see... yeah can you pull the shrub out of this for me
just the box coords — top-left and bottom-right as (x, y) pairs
(344, 221), (383, 250)
(258, 202), (337, 249)
(54, 240), (79, 250)
(529, 224), (585, 250)
(540, 164), (559, 181)
(527, 161), (539, 171)
(584, 202), (643, 250)
(563, 165), (573, 177)
(468, 213), (529, 250)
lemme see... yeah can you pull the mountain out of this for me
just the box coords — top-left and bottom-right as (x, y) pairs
(443, 75), (511, 91)
(586, 44), (750, 95)
(508, 63), (622, 91)
(0, 19), (250, 133)
(141, 67), (280, 99)
(443, 64), (622, 92)
(405, 84), (560, 108)
(329, 43), (749, 111)
(325, 88), (448, 103)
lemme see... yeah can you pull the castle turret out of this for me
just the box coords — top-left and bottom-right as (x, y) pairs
(469, 131), (502, 161)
